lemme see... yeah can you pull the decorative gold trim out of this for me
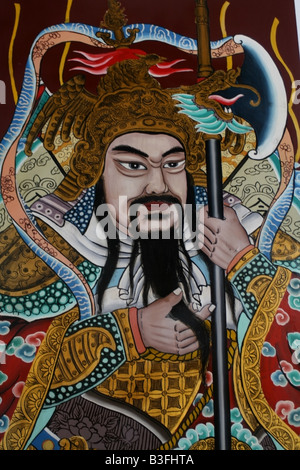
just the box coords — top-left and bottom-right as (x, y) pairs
(114, 309), (141, 361)
(97, 0), (139, 48)
(0, 308), (79, 450)
(246, 275), (273, 304)
(50, 327), (116, 388)
(158, 385), (214, 450)
(233, 348), (260, 433)
(27, 435), (89, 450)
(141, 347), (200, 362)
(97, 354), (203, 434)
(240, 267), (300, 450)
(271, 230), (300, 261)
(250, 229), (300, 262)
(158, 328), (238, 450)
(190, 436), (251, 450)
(59, 436), (89, 450)
(0, 219), (85, 296)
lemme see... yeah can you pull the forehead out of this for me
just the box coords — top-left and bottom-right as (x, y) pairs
(106, 132), (185, 155)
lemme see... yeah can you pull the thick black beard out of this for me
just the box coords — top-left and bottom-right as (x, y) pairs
(135, 231), (191, 304)
(130, 229), (211, 379)
(94, 173), (220, 380)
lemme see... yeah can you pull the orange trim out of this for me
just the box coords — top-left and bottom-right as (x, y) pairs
(226, 244), (255, 276)
(129, 307), (146, 354)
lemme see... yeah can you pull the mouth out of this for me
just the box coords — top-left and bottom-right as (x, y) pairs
(130, 195), (181, 213)
(143, 200), (172, 211)
(128, 195), (183, 237)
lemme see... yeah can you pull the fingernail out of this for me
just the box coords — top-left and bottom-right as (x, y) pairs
(209, 304), (216, 312)
(173, 287), (182, 295)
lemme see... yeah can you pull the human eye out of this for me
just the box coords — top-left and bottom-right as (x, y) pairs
(119, 161), (147, 171)
(163, 160), (185, 169)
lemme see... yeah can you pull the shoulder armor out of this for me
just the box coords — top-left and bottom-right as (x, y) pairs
(0, 220), (84, 296)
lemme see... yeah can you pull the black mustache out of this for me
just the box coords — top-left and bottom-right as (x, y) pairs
(130, 194), (181, 207)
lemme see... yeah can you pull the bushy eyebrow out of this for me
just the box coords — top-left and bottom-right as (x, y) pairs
(162, 146), (185, 157)
(112, 145), (148, 158)
(112, 144), (185, 159)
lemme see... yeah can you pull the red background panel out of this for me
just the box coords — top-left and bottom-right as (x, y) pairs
(0, 0), (299, 141)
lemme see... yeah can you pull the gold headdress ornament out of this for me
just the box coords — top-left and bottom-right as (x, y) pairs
(24, 0), (259, 201)
(25, 55), (207, 200)
(96, 0), (139, 48)
(25, 53), (257, 201)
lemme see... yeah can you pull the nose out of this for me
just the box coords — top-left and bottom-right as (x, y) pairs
(145, 167), (168, 195)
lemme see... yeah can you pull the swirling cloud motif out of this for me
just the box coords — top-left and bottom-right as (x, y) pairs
(195, 422), (215, 439)
(275, 403), (300, 428)
(193, 393), (203, 406)
(177, 418), (262, 450)
(288, 408), (300, 427)
(230, 407), (243, 424)
(176, 422), (214, 450)
(3, 331), (46, 364)
(5, 336), (23, 355)
(14, 343), (36, 363)
(287, 278), (300, 296)
(271, 370), (288, 387)
(280, 360), (294, 373)
(287, 278), (300, 310)
(275, 308), (290, 326)
(5, 335), (37, 363)
(289, 296), (300, 311)
(0, 371), (8, 386)
(292, 349), (300, 365)
(0, 414), (9, 433)
(25, 331), (46, 347)
(275, 400), (294, 420)
(286, 369), (300, 387)
(231, 423), (262, 450)
(205, 370), (213, 387)
(0, 321), (11, 336)
(12, 381), (25, 398)
(279, 359), (300, 387)
(202, 399), (214, 418)
(288, 333), (300, 365)
(262, 341), (276, 357)
(288, 332), (300, 351)
(0, 340), (6, 365)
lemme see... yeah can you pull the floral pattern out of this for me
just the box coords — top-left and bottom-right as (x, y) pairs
(48, 398), (158, 451)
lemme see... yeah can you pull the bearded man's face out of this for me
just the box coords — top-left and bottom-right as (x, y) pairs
(101, 132), (188, 238)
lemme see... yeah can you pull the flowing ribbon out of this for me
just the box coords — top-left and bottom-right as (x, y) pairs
(0, 24), (106, 320)
(0, 21), (240, 321)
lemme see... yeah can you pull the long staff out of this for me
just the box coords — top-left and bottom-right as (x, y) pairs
(195, 0), (231, 450)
